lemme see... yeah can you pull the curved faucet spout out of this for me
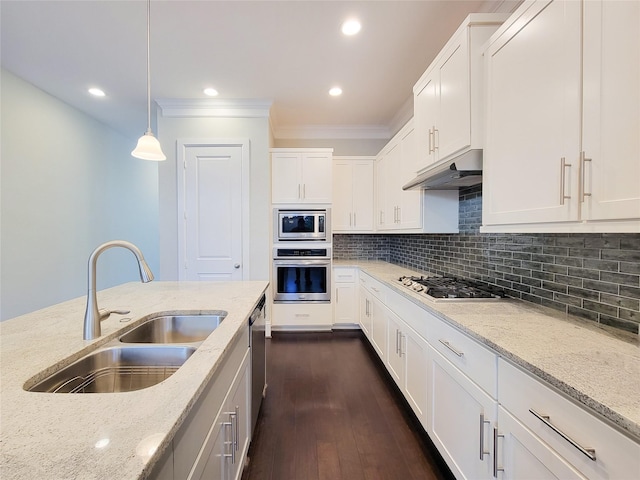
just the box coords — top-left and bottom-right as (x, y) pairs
(83, 240), (154, 340)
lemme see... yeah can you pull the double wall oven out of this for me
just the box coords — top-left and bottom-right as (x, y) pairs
(272, 208), (331, 303)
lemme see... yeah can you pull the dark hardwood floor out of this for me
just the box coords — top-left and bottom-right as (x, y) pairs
(241, 331), (454, 480)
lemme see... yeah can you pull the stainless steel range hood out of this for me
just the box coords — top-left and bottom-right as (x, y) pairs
(403, 149), (483, 190)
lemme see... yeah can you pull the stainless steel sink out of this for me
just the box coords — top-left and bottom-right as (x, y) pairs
(26, 345), (196, 393)
(118, 312), (227, 344)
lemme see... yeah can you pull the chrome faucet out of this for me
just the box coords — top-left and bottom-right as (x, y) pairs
(83, 240), (154, 340)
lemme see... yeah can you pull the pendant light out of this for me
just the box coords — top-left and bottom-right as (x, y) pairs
(132, 0), (166, 161)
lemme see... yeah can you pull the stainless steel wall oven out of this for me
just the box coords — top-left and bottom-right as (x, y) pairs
(272, 246), (331, 302)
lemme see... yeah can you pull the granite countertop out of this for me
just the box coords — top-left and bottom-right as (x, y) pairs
(334, 259), (640, 441)
(0, 280), (269, 480)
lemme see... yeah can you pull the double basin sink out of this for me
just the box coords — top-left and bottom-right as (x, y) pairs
(26, 312), (227, 394)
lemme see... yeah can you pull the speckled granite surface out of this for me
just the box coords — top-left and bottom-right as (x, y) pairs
(335, 259), (640, 441)
(0, 281), (268, 480)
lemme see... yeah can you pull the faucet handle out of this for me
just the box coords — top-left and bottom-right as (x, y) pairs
(98, 309), (131, 321)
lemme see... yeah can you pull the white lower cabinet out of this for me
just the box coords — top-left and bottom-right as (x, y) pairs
(333, 267), (357, 327)
(385, 310), (429, 427)
(158, 326), (251, 480)
(358, 283), (372, 339)
(191, 350), (250, 480)
(496, 406), (586, 480)
(354, 268), (640, 480)
(428, 346), (497, 480)
(497, 359), (640, 480)
(271, 302), (333, 331)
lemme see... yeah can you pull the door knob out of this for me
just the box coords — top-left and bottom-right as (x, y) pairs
(234, 263), (240, 269)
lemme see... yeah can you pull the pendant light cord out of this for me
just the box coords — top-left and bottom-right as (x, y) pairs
(146, 0), (152, 134)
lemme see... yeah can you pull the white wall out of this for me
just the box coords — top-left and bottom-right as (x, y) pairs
(157, 115), (271, 281)
(0, 69), (160, 320)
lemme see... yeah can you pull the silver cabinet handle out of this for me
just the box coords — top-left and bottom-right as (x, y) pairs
(480, 413), (490, 460)
(397, 206), (401, 224)
(396, 329), (400, 354)
(493, 427), (504, 478)
(379, 210), (384, 224)
(298, 184), (301, 200)
(336, 288), (339, 303)
(433, 127), (439, 151)
(560, 157), (572, 205)
(428, 128), (434, 154)
(529, 409), (596, 461)
(439, 339), (464, 357)
(234, 406), (240, 452)
(302, 183), (306, 199)
(222, 418), (233, 462)
(581, 151), (592, 201)
(399, 333), (405, 357)
(234, 263), (240, 269)
(353, 212), (356, 227)
(349, 212), (352, 226)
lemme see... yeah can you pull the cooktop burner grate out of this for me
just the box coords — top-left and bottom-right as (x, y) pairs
(397, 275), (506, 300)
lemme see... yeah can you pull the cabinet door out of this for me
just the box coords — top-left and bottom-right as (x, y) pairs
(301, 153), (332, 203)
(385, 310), (404, 386)
(334, 282), (356, 325)
(375, 153), (390, 230)
(437, 28), (470, 160)
(370, 297), (387, 361)
(272, 153), (301, 203)
(429, 346), (496, 480)
(398, 126), (422, 229)
(582, 0), (640, 221)
(358, 286), (372, 338)
(332, 161), (354, 231)
(385, 143), (402, 228)
(497, 407), (586, 480)
(191, 418), (226, 480)
(483, 0), (581, 226)
(415, 74), (439, 169)
(403, 325), (428, 428)
(228, 355), (250, 480)
(352, 161), (374, 231)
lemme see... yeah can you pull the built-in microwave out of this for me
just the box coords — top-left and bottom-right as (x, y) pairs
(274, 209), (330, 241)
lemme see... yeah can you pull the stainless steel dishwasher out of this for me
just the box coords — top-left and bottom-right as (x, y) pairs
(249, 294), (266, 436)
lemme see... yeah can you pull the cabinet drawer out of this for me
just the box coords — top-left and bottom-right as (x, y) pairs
(359, 272), (386, 302)
(430, 319), (497, 398)
(499, 359), (640, 480)
(334, 267), (357, 283)
(271, 302), (333, 329)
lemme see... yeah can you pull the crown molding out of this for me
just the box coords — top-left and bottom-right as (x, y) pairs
(156, 98), (272, 118)
(272, 124), (392, 140)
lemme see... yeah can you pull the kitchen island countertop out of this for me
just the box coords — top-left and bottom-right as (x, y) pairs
(335, 259), (640, 441)
(0, 280), (268, 480)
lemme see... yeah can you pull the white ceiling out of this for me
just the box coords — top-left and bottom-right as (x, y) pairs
(1, 0), (517, 141)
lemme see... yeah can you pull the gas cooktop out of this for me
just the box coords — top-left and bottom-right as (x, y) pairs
(397, 275), (506, 301)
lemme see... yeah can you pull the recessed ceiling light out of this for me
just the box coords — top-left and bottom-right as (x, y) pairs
(203, 87), (219, 97)
(341, 19), (361, 36)
(329, 87), (343, 97)
(88, 87), (106, 97)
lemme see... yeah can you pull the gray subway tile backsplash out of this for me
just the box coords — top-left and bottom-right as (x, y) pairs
(333, 185), (640, 335)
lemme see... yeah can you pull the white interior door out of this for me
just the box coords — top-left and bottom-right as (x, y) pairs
(178, 141), (249, 281)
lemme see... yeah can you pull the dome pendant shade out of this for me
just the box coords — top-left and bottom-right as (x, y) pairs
(132, 130), (166, 161)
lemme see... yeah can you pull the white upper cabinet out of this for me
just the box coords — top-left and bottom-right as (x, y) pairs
(581, 0), (640, 223)
(375, 119), (459, 233)
(482, 0), (640, 232)
(271, 149), (333, 204)
(414, 14), (508, 172)
(332, 157), (375, 232)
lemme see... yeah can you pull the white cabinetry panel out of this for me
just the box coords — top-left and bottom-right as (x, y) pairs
(483, 0), (640, 232)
